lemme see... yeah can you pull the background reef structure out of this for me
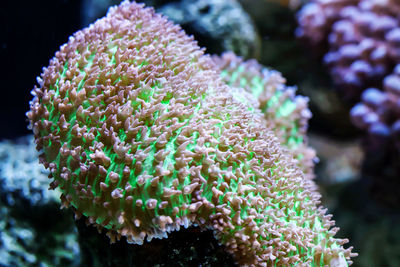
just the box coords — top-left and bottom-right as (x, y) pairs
(296, 0), (400, 100)
(351, 65), (400, 147)
(350, 64), (400, 179)
(27, 1), (355, 266)
(296, 0), (400, 190)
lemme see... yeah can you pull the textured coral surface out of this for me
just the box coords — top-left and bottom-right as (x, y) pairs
(212, 52), (316, 181)
(27, 1), (355, 265)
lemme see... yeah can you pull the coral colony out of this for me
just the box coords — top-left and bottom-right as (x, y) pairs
(297, 0), (400, 99)
(27, 1), (355, 266)
(351, 65), (400, 150)
(212, 52), (316, 182)
(297, 0), (400, 154)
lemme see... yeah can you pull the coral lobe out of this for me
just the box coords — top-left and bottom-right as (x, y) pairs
(27, 1), (355, 266)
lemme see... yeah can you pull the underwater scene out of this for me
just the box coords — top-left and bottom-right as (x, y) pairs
(1, 0), (400, 266)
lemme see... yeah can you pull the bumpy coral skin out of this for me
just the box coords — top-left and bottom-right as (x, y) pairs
(27, 1), (355, 266)
(212, 52), (316, 181)
(297, 0), (400, 99)
(351, 64), (400, 149)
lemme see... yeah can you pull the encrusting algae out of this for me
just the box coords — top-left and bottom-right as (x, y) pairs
(27, 1), (356, 266)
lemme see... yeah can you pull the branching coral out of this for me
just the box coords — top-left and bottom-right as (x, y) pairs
(297, 0), (400, 172)
(351, 64), (400, 150)
(27, 1), (355, 266)
(297, 0), (400, 99)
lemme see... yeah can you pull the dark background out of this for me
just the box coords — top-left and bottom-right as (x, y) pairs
(0, 0), (81, 140)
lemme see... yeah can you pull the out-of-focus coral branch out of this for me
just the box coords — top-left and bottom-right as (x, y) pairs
(297, 0), (400, 99)
(351, 64), (400, 151)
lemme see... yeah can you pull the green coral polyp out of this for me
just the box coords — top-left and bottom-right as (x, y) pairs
(27, 1), (355, 266)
